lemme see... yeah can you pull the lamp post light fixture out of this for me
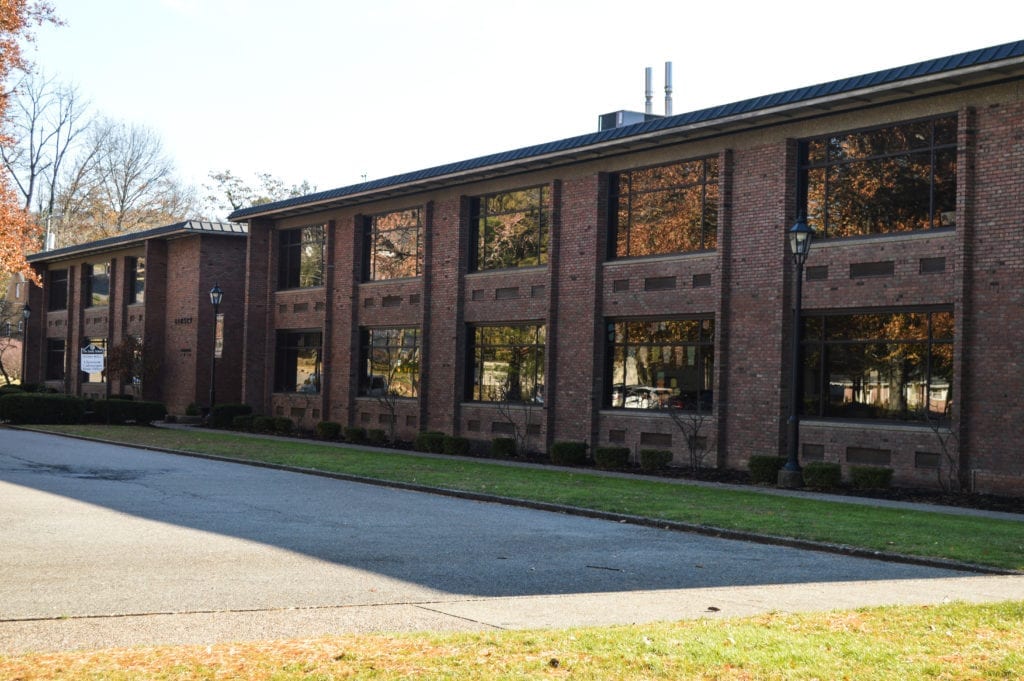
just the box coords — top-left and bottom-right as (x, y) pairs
(779, 214), (814, 488)
(20, 303), (30, 385)
(208, 283), (223, 415)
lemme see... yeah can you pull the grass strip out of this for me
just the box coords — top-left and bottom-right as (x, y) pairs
(26, 424), (1024, 571)
(2, 601), (1023, 680)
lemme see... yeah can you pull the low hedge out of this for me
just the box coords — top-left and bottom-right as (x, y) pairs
(368, 428), (388, 445)
(415, 431), (446, 453)
(803, 461), (843, 489)
(210, 403), (253, 429)
(550, 441), (588, 466)
(232, 414), (255, 431)
(639, 449), (673, 472)
(748, 455), (786, 484)
(316, 421), (342, 440)
(0, 393), (86, 424)
(850, 465), (894, 490)
(594, 446), (630, 470)
(443, 435), (471, 456)
(490, 437), (516, 458)
(91, 399), (166, 424)
(272, 416), (294, 435)
(343, 426), (367, 443)
(252, 415), (277, 434)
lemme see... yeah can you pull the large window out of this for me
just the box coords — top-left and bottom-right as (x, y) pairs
(468, 324), (545, 403)
(606, 318), (715, 410)
(471, 187), (549, 271)
(274, 330), (322, 393)
(801, 115), (957, 238)
(84, 263), (110, 308)
(365, 208), (422, 280)
(359, 327), (420, 397)
(802, 310), (953, 420)
(45, 338), (66, 381)
(127, 257), (146, 304)
(610, 157), (719, 258)
(278, 225), (325, 289)
(47, 269), (68, 311)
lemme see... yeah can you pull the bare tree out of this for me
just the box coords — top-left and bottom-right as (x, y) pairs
(925, 408), (962, 493)
(0, 71), (89, 227)
(666, 397), (715, 473)
(202, 170), (316, 220)
(494, 373), (540, 457)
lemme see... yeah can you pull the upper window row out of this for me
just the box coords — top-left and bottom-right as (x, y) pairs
(274, 114), (958, 289)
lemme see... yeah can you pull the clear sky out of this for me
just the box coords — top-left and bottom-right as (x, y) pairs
(25, 0), (1021, 201)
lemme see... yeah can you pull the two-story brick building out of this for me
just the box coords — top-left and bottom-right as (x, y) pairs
(23, 220), (247, 414)
(224, 41), (1024, 496)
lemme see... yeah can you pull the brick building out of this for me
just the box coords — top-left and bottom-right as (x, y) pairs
(23, 221), (247, 414)
(228, 40), (1024, 496)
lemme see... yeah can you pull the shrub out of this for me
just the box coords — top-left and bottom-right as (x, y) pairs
(490, 437), (516, 458)
(316, 421), (342, 440)
(443, 435), (471, 456)
(0, 393), (86, 424)
(640, 449), (673, 472)
(850, 465), (894, 490)
(343, 426), (367, 444)
(802, 461), (842, 489)
(414, 431), (446, 453)
(748, 455), (786, 485)
(252, 415), (277, 434)
(110, 393), (135, 401)
(91, 399), (166, 424)
(209, 403), (253, 429)
(593, 446), (630, 470)
(272, 416), (294, 435)
(232, 414), (255, 431)
(550, 441), (588, 466)
(0, 385), (24, 396)
(368, 428), (387, 445)
(185, 402), (200, 416)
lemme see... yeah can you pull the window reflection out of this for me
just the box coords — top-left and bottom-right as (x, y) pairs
(366, 208), (422, 280)
(359, 327), (420, 397)
(472, 187), (549, 271)
(278, 225), (325, 289)
(274, 330), (322, 393)
(468, 324), (546, 403)
(802, 310), (953, 420)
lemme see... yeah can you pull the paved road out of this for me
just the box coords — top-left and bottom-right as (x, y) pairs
(1, 429), (1020, 653)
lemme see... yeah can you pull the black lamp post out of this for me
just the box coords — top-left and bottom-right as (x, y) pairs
(208, 283), (223, 415)
(779, 214), (814, 488)
(20, 303), (30, 385)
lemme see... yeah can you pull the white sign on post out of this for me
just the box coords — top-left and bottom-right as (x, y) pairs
(80, 343), (105, 374)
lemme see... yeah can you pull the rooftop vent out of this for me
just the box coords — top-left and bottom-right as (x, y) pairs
(598, 62), (673, 130)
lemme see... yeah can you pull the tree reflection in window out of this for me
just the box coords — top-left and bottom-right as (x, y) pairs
(468, 324), (545, 403)
(802, 115), (956, 238)
(610, 157), (718, 258)
(274, 330), (322, 393)
(366, 208), (422, 280)
(606, 318), (714, 410)
(471, 187), (548, 271)
(359, 327), (420, 397)
(278, 225), (325, 289)
(802, 310), (953, 420)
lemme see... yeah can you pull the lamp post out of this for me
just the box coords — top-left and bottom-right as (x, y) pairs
(208, 283), (223, 416)
(20, 303), (30, 386)
(779, 214), (814, 488)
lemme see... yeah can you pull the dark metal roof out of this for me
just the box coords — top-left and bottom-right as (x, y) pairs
(26, 220), (247, 263)
(230, 39), (1024, 222)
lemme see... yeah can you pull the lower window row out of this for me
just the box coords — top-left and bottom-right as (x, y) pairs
(272, 308), (952, 422)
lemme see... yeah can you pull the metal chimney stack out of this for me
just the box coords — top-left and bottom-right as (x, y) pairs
(645, 67), (654, 114)
(665, 61), (673, 116)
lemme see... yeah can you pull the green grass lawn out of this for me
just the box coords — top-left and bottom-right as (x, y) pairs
(26, 424), (1024, 571)
(3, 601), (1023, 680)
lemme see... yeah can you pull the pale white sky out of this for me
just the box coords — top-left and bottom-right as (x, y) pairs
(26, 0), (1021, 199)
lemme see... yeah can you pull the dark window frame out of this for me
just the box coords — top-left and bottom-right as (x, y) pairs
(45, 338), (66, 381)
(799, 114), (957, 239)
(605, 317), (715, 410)
(470, 186), (549, 272)
(126, 256), (146, 304)
(277, 224), (325, 290)
(466, 323), (546, 403)
(364, 207), (423, 281)
(609, 156), (720, 259)
(358, 326), (421, 397)
(47, 269), (69, 311)
(273, 330), (323, 394)
(84, 262), (110, 308)
(801, 308), (953, 421)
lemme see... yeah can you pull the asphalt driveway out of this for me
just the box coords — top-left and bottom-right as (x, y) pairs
(1, 429), (1017, 653)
